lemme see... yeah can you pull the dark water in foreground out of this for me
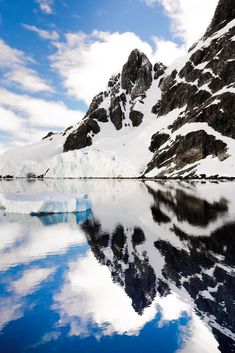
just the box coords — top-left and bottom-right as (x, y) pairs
(0, 179), (234, 353)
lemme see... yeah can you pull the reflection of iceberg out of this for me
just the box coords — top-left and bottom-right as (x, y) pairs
(0, 192), (92, 214)
(34, 210), (93, 226)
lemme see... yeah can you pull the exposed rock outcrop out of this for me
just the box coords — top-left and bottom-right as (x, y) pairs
(145, 0), (235, 177)
(63, 49), (153, 152)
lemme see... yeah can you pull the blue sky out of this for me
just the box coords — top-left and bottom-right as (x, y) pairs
(0, 0), (218, 153)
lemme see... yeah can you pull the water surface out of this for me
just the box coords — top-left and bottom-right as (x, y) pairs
(0, 179), (234, 353)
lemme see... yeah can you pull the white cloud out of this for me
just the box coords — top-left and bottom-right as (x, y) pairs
(0, 39), (29, 68)
(0, 38), (53, 93)
(0, 39), (81, 152)
(142, 0), (218, 47)
(4, 68), (53, 93)
(0, 88), (83, 129)
(0, 106), (23, 133)
(51, 31), (155, 104)
(36, 0), (54, 14)
(152, 37), (186, 65)
(22, 24), (60, 41)
(0, 88), (84, 152)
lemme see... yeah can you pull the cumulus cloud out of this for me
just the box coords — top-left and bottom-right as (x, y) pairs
(50, 0), (218, 105)
(152, 37), (186, 65)
(142, 0), (218, 47)
(0, 39), (53, 93)
(50, 31), (155, 104)
(36, 0), (54, 14)
(23, 24), (60, 41)
(0, 88), (84, 153)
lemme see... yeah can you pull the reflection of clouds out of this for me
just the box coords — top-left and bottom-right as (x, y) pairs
(0, 223), (23, 250)
(11, 267), (55, 295)
(158, 293), (189, 323)
(0, 217), (87, 333)
(53, 250), (191, 338)
(28, 330), (61, 350)
(179, 314), (220, 353)
(0, 265), (55, 331)
(0, 222), (86, 271)
(0, 297), (23, 331)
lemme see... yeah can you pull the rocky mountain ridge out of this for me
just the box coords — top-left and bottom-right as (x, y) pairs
(0, 0), (234, 178)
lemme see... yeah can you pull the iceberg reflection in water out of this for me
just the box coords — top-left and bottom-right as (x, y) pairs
(0, 179), (234, 353)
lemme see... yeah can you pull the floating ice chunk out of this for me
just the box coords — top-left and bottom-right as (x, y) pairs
(0, 192), (92, 215)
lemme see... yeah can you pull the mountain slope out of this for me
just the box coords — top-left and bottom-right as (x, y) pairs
(0, 0), (234, 179)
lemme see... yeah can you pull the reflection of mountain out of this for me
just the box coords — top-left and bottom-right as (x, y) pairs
(147, 183), (228, 227)
(82, 220), (165, 314)
(82, 182), (235, 352)
(155, 224), (235, 353)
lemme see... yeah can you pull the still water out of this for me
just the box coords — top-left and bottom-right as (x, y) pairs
(0, 179), (234, 353)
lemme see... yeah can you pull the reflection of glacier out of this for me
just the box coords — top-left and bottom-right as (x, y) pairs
(0, 180), (235, 353)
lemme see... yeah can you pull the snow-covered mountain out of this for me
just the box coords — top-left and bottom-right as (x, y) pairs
(0, 0), (235, 178)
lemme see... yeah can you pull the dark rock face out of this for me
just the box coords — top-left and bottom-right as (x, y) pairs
(63, 49), (153, 153)
(121, 49), (153, 99)
(153, 62), (166, 80)
(149, 132), (169, 152)
(42, 131), (55, 140)
(205, 0), (235, 38)
(145, 131), (227, 176)
(89, 108), (108, 123)
(171, 92), (235, 139)
(63, 118), (100, 152)
(84, 92), (104, 118)
(130, 110), (144, 127)
(145, 2), (235, 177)
(109, 97), (124, 130)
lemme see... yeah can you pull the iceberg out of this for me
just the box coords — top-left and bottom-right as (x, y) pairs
(0, 192), (92, 215)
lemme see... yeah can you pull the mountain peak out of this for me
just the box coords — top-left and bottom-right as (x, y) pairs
(1, 3), (235, 179)
(121, 48), (152, 98)
(205, 0), (235, 38)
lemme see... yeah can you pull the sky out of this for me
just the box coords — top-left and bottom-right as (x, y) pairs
(0, 0), (219, 154)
